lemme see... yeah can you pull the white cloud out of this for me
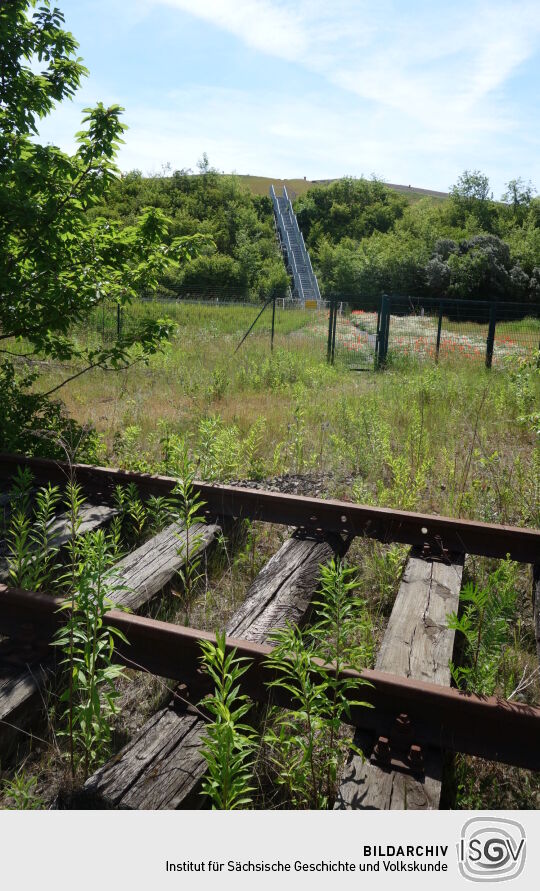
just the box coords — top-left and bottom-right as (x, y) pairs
(34, 1), (540, 193)
(151, 0), (540, 144)
(158, 0), (307, 59)
(35, 77), (537, 194)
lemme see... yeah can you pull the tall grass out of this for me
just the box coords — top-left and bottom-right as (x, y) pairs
(83, 299), (318, 345)
(32, 306), (540, 528)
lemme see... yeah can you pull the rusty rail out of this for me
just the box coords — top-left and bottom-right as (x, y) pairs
(1, 454), (539, 562)
(1, 583), (539, 771)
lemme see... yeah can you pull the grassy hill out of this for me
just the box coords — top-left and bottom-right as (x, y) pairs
(232, 174), (448, 203)
(233, 175), (318, 198)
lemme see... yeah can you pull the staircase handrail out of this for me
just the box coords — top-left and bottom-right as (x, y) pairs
(271, 190), (306, 300)
(283, 227), (305, 300)
(280, 187), (321, 301)
(271, 185), (321, 302)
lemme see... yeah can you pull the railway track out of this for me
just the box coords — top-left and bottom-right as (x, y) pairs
(1, 453), (539, 810)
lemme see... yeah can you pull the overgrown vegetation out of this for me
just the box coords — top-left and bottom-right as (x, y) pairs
(444, 557), (540, 810)
(447, 558), (521, 697)
(91, 167), (540, 307)
(198, 559), (374, 810)
(1, 467), (131, 781)
(1, 435), (538, 811)
(1, 0), (538, 816)
(6, 467), (61, 591)
(0, 0), (203, 456)
(1, 771), (44, 810)
(98, 156), (288, 302)
(37, 325), (539, 529)
(199, 632), (257, 810)
(296, 172), (539, 304)
(261, 559), (373, 809)
(90, 166), (540, 307)
(53, 529), (128, 779)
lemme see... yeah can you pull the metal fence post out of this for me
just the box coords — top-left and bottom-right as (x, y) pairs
(331, 298), (338, 364)
(485, 302), (497, 369)
(117, 303), (122, 340)
(377, 294), (390, 367)
(271, 295), (276, 352)
(327, 297), (335, 363)
(376, 296), (383, 368)
(385, 296), (391, 360)
(435, 302), (443, 362)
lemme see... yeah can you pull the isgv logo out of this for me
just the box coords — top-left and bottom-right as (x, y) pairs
(458, 818), (526, 882)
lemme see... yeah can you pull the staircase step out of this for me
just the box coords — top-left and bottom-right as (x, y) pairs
(272, 186), (320, 301)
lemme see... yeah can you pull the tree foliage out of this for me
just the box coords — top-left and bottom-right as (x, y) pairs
(83, 148), (539, 308)
(99, 163), (288, 300)
(294, 177), (407, 247)
(0, 0), (203, 454)
(450, 169), (491, 203)
(296, 170), (539, 303)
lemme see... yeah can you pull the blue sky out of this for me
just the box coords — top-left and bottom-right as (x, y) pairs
(36, 0), (540, 196)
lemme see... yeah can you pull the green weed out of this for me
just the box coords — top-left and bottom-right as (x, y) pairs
(199, 632), (257, 810)
(447, 558), (519, 696)
(1, 771), (44, 810)
(262, 559), (373, 809)
(6, 469), (62, 592)
(53, 528), (129, 779)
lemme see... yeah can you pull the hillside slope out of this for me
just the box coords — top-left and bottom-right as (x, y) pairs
(232, 174), (448, 203)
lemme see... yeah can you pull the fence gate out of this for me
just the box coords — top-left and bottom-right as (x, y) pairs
(326, 298), (379, 369)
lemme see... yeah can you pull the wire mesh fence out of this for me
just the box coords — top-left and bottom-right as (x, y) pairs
(328, 296), (540, 369)
(80, 293), (540, 370)
(81, 295), (330, 352)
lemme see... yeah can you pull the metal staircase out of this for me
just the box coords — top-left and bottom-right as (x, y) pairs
(270, 185), (321, 304)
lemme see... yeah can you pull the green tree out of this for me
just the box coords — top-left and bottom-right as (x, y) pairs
(451, 169), (491, 203)
(501, 178), (536, 226)
(295, 176), (406, 248)
(0, 0), (202, 454)
(449, 169), (495, 231)
(502, 178), (535, 210)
